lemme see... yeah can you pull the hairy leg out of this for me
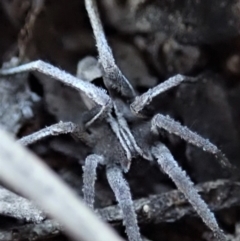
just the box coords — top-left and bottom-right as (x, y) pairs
(151, 113), (231, 168)
(82, 154), (104, 209)
(19, 102), (107, 147)
(84, 0), (135, 99)
(19, 121), (77, 146)
(131, 74), (194, 115)
(106, 165), (142, 241)
(0, 60), (112, 114)
(152, 143), (226, 241)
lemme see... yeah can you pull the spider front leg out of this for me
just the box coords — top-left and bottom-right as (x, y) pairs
(106, 165), (142, 241)
(0, 60), (112, 122)
(130, 74), (194, 115)
(152, 143), (226, 241)
(82, 154), (104, 209)
(151, 113), (231, 169)
(85, 0), (135, 99)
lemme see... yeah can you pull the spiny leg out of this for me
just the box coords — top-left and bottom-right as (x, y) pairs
(84, 0), (135, 99)
(131, 74), (194, 115)
(0, 60), (112, 119)
(82, 154), (104, 209)
(106, 165), (142, 241)
(19, 103), (104, 146)
(152, 143), (226, 241)
(151, 113), (231, 168)
(19, 121), (78, 146)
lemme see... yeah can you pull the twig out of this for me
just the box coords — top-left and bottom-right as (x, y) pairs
(0, 180), (239, 240)
(98, 180), (240, 224)
(0, 127), (124, 241)
(18, 0), (45, 60)
(0, 220), (61, 241)
(0, 186), (45, 222)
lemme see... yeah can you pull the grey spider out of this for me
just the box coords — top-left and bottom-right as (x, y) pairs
(0, 0), (231, 241)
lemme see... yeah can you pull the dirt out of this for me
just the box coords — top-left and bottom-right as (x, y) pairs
(1, 1), (240, 240)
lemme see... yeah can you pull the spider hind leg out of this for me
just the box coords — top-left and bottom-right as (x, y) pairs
(106, 164), (142, 241)
(151, 113), (231, 169)
(152, 143), (226, 241)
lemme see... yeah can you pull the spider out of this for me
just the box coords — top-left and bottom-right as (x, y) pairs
(0, 0), (231, 241)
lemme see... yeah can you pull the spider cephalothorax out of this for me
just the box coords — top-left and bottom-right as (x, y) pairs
(0, 0), (231, 241)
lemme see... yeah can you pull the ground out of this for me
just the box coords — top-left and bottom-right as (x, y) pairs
(1, 0), (240, 240)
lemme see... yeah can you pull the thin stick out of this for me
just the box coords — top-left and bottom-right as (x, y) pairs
(0, 127), (124, 241)
(18, 0), (45, 60)
(0, 186), (45, 222)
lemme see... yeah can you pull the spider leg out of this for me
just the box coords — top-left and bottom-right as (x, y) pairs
(152, 143), (226, 241)
(151, 113), (231, 169)
(19, 121), (78, 146)
(19, 103), (105, 147)
(82, 154), (104, 209)
(106, 165), (142, 241)
(84, 0), (135, 99)
(0, 60), (112, 118)
(131, 74), (193, 115)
